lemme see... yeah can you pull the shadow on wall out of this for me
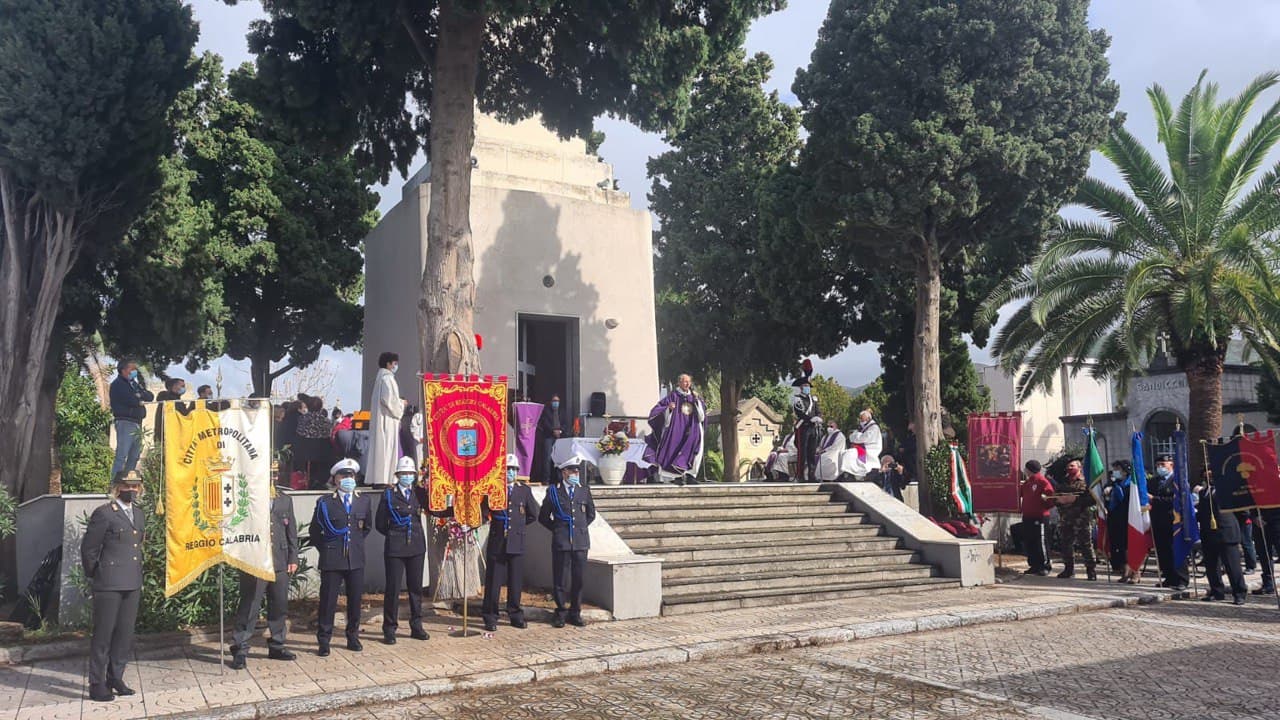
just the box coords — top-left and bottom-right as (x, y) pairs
(474, 191), (619, 414)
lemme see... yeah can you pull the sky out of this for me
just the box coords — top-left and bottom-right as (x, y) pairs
(174, 0), (1280, 410)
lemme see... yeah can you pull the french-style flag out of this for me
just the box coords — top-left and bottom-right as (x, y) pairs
(1127, 431), (1153, 572)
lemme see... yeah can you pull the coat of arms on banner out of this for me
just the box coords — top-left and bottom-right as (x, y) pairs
(163, 403), (275, 596)
(423, 375), (509, 527)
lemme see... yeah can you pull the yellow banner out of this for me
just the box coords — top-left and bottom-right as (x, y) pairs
(163, 404), (275, 596)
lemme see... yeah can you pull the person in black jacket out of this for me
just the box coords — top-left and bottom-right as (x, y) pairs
(230, 475), (298, 669)
(483, 454), (541, 632)
(1149, 454), (1189, 589)
(109, 362), (154, 478)
(539, 455), (596, 628)
(375, 456), (429, 644)
(80, 471), (145, 702)
(1196, 473), (1247, 604)
(310, 458), (373, 655)
(535, 394), (568, 484)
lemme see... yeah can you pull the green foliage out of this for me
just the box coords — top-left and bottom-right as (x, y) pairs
(924, 441), (965, 520)
(54, 370), (114, 495)
(809, 375), (853, 432)
(744, 377), (795, 436)
(701, 450), (725, 483)
(987, 71), (1280, 446)
(849, 378), (889, 430)
(238, 0), (785, 183)
(1044, 444), (1086, 487)
(651, 50), (806, 388)
(0, 485), (15, 539)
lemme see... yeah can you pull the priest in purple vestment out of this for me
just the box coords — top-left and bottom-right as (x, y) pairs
(643, 374), (706, 486)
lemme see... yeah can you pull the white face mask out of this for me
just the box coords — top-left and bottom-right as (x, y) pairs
(1111, 470), (1125, 481)
(1156, 466), (1172, 478)
(390, 363), (399, 374)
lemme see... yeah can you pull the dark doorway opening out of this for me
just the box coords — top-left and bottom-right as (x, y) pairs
(517, 314), (580, 417)
(1144, 410), (1183, 469)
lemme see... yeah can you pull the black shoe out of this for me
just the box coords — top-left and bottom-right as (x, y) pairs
(109, 680), (135, 696)
(347, 638), (363, 652)
(1086, 569), (1098, 581)
(229, 654), (247, 670)
(1232, 594), (1246, 605)
(674, 477), (685, 487)
(317, 644), (330, 657)
(685, 475), (699, 485)
(268, 647), (296, 661)
(1251, 586), (1275, 595)
(567, 615), (587, 627)
(511, 618), (527, 629)
(551, 615), (566, 628)
(1201, 592), (1225, 602)
(1056, 569), (1075, 579)
(89, 685), (114, 702)
(410, 628), (429, 641)
(483, 621), (497, 632)
(382, 633), (397, 645)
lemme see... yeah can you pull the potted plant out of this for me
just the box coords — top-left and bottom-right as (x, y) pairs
(594, 432), (630, 485)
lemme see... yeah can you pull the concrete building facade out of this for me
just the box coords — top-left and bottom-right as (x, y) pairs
(362, 114), (660, 422)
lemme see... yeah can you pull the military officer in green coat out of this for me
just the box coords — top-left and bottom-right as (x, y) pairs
(81, 471), (146, 702)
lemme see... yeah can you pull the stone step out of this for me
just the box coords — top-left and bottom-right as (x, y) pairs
(659, 549), (919, 578)
(662, 564), (935, 595)
(593, 493), (836, 510)
(608, 513), (867, 535)
(592, 484), (826, 499)
(661, 577), (960, 615)
(621, 525), (884, 549)
(650, 537), (904, 563)
(600, 503), (851, 522)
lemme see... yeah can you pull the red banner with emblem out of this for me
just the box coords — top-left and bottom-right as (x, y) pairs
(967, 412), (1023, 512)
(423, 374), (509, 527)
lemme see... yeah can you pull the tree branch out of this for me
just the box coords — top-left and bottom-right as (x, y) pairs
(397, 0), (435, 70)
(269, 361), (297, 380)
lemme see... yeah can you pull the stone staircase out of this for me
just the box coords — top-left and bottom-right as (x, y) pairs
(594, 484), (958, 615)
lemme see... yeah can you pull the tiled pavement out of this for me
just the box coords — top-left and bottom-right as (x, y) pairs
(1, 577), (1267, 720)
(291, 596), (1280, 720)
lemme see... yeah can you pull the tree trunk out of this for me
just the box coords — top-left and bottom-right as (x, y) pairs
(0, 169), (81, 503)
(251, 355), (270, 398)
(911, 234), (942, 516)
(1185, 352), (1225, 453)
(419, 1), (485, 375)
(719, 373), (742, 483)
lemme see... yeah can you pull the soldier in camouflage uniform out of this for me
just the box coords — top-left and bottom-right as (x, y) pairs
(1054, 459), (1098, 581)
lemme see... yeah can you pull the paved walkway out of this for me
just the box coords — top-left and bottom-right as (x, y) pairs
(0, 577), (1257, 720)
(283, 596), (1280, 720)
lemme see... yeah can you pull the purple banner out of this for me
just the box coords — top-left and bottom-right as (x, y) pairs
(513, 402), (544, 479)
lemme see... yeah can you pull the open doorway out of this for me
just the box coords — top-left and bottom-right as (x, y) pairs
(517, 314), (580, 417)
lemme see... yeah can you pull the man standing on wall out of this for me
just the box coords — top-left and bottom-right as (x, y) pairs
(367, 352), (404, 488)
(109, 361), (153, 478)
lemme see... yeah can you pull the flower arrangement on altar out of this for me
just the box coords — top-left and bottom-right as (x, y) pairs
(596, 431), (629, 456)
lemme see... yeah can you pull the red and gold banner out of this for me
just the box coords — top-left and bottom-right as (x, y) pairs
(967, 412), (1023, 513)
(423, 374), (509, 527)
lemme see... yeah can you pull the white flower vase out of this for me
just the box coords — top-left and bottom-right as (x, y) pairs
(597, 454), (627, 485)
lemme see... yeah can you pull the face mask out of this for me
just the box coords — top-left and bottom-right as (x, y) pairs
(390, 363), (399, 374)
(129, 370), (139, 381)
(1156, 466), (1172, 478)
(828, 426), (837, 432)
(801, 387), (810, 396)
(298, 406), (309, 415)
(506, 468), (517, 482)
(175, 386), (185, 396)
(396, 474), (414, 488)
(551, 401), (560, 409)
(117, 490), (136, 504)
(567, 472), (580, 486)
(338, 477), (357, 492)
(1111, 470), (1125, 481)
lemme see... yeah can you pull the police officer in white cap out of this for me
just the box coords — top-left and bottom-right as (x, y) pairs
(482, 454), (541, 632)
(81, 471), (145, 702)
(538, 454), (596, 627)
(309, 458), (372, 655)
(375, 456), (429, 644)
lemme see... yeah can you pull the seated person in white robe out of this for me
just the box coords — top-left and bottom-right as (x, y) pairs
(766, 432), (796, 481)
(815, 420), (846, 482)
(841, 409), (883, 479)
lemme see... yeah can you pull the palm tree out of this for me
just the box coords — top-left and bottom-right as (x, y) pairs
(986, 71), (1280, 449)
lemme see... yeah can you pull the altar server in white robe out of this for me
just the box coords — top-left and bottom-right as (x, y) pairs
(842, 409), (882, 480)
(367, 352), (405, 487)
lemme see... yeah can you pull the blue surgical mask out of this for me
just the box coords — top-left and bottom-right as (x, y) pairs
(506, 468), (517, 482)
(1156, 466), (1172, 479)
(130, 370), (139, 381)
(567, 472), (580, 486)
(801, 387), (810, 396)
(339, 477), (357, 493)
(551, 401), (560, 409)
(396, 474), (414, 488)
(1110, 470), (1125, 481)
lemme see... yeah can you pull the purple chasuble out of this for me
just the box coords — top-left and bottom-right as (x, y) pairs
(643, 390), (705, 473)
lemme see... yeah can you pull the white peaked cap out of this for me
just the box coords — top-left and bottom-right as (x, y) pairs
(506, 453), (520, 468)
(395, 456), (417, 474)
(558, 455), (587, 469)
(330, 458), (360, 476)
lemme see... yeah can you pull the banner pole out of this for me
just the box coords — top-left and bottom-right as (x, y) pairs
(219, 565), (225, 674)
(1256, 512), (1280, 611)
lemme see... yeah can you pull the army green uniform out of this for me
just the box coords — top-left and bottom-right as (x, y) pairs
(1057, 475), (1097, 576)
(81, 498), (145, 698)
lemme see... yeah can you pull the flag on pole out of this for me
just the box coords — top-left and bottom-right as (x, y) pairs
(1126, 431), (1154, 572)
(949, 442), (974, 517)
(1084, 427), (1108, 553)
(1170, 429), (1200, 568)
